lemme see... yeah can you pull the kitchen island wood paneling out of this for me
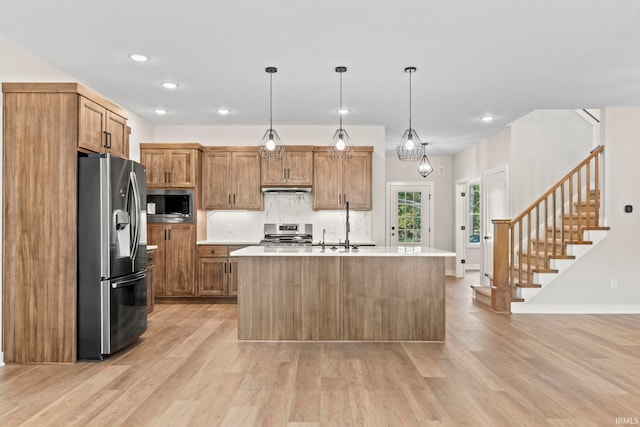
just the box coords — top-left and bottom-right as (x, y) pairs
(233, 246), (454, 341)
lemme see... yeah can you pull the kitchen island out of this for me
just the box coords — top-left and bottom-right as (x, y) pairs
(231, 246), (455, 341)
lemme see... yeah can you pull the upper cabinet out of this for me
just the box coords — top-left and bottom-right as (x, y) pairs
(261, 147), (313, 187)
(140, 144), (201, 188)
(313, 147), (373, 211)
(78, 96), (127, 158)
(202, 147), (262, 210)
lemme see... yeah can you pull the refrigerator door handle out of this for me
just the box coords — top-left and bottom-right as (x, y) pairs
(129, 171), (142, 262)
(111, 271), (147, 289)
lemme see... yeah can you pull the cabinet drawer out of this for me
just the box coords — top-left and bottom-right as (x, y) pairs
(198, 245), (228, 258)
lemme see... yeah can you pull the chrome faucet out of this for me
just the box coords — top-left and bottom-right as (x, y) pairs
(345, 200), (350, 249)
(321, 228), (326, 249)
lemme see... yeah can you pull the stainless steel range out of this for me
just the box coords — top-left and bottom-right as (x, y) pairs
(259, 223), (313, 246)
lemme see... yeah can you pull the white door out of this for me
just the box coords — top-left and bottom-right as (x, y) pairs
(387, 183), (433, 247)
(481, 167), (508, 285)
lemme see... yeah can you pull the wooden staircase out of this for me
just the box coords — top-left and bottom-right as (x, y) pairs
(474, 146), (608, 312)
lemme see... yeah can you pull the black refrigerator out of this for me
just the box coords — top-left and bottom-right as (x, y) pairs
(78, 153), (147, 360)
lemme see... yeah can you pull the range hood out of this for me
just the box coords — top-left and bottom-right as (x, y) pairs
(261, 187), (312, 194)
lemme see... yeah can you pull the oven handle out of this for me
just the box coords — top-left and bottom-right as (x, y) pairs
(111, 271), (147, 289)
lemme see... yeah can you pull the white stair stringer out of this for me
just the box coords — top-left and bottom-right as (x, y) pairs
(512, 228), (608, 313)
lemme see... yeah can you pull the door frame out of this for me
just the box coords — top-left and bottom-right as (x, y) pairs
(385, 182), (435, 247)
(480, 165), (509, 285)
(454, 176), (481, 278)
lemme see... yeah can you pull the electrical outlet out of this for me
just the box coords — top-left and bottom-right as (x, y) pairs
(611, 279), (618, 289)
(227, 224), (233, 233)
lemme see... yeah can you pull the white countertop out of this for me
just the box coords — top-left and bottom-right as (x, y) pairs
(230, 246), (455, 257)
(146, 245), (158, 250)
(197, 240), (259, 246)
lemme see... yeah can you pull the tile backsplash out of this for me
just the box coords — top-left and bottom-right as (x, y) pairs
(206, 193), (372, 243)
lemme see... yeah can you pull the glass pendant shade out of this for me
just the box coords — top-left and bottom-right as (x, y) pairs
(259, 128), (285, 160)
(259, 66), (285, 161)
(417, 143), (433, 177)
(328, 128), (354, 160)
(396, 128), (424, 161)
(328, 66), (353, 161)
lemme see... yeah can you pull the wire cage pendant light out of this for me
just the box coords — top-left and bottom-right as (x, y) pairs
(259, 66), (285, 161)
(396, 67), (424, 161)
(417, 143), (434, 177)
(328, 66), (354, 161)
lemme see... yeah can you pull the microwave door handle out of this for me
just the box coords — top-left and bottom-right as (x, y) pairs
(129, 171), (142, 262)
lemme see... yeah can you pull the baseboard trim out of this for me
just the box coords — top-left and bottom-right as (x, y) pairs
(511, 304), (640, 314)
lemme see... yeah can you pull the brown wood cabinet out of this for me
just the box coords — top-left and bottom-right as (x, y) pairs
(78, 96), (128, 158)
(202, 148), (262, 210)
(146, 248), (155, 313)
(147, 224), (196, 297)
(1, 82), (128, 363)
(313, 147), (373, 210)
(140, 144), (200, 188)
(197, 245), (245, 296)
(261, 147), (313, 187)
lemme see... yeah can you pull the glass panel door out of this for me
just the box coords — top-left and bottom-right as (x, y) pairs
(389, 184), (432, 247)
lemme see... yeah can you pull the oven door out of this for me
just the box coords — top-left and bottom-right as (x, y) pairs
(102, 271), (147, 355)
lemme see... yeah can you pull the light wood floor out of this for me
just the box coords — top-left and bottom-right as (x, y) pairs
(1, 273), (639, 426)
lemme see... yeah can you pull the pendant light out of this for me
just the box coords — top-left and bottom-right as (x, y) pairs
(396, 67), (424, 161)
(328, 66), (354, 161)
(417, 142), (433, 177)
(259, 66), (285, 161)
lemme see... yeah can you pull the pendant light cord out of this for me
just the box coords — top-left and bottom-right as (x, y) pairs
(339, 71), (343, 130)
(269, 72), (273, 131)
(408, 69), (412, 131)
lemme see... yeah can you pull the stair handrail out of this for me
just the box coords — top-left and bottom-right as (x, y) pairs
(510, 145), (603, 226)
(492, 145), (604, 312)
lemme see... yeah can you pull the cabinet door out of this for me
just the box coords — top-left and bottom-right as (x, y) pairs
(313, 152), (342, 210)
(261, 157), (286, 186)
(147, 225), (167, 296)
(78, 96), (106, 154)
(168, 150), (196, 187)
(343, 151), (372, 210)
(166, 225), (195, 296)
(146, 252), (155, 313)
(198, 258), (228, 296)
(228, 257), (239, 296)
(141, 150), (169, 188)
(105, 111), (127, 158)
(286, 151), (313, 186)
(203, 151), (232, 209)
(233, 152), (262, 209)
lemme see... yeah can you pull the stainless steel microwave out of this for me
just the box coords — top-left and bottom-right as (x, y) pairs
(146, 189), (194, 223)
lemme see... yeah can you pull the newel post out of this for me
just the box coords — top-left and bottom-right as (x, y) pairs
(492, 219), (511, 313)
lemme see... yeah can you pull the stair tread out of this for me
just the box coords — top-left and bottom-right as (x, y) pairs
(470, 285), (492, 297)
(515, 282), (542, 289)
(511, 264), (558, 274)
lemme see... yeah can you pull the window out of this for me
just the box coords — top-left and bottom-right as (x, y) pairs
(468, 183), (480, 245)
(397, 191), (422, 244)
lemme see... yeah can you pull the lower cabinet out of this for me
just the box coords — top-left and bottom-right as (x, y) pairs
(198, 245), (245, 297)
(146, 248), (155, 313)
(148, 224), (196, 297)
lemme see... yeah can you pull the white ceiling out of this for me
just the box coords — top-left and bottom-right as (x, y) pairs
(1, 1), (639, 155)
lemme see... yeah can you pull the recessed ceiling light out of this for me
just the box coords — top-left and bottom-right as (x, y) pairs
(217, 108), (230, 115)
(154, 109), (167, 115)
(337, 108), (350, 115)
(481, 115), (494, 122)
(161, 82), (179, 89)
(129, 54), (149, 62)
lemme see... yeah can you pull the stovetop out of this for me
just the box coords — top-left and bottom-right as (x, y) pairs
(259, 223), (313, 246)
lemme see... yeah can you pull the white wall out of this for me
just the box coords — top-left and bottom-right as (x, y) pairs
(453, 128), (511, 182)
(149, 125), (387, 244)
(524, 107), (640, 311)
(509, 110), (594, 215)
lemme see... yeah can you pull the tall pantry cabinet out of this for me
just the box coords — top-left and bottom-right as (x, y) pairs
(139, 143), (206, 299)
(2, 83), (129, 363)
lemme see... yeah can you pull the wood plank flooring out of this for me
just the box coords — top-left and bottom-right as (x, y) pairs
(1, 273), (639, 426)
